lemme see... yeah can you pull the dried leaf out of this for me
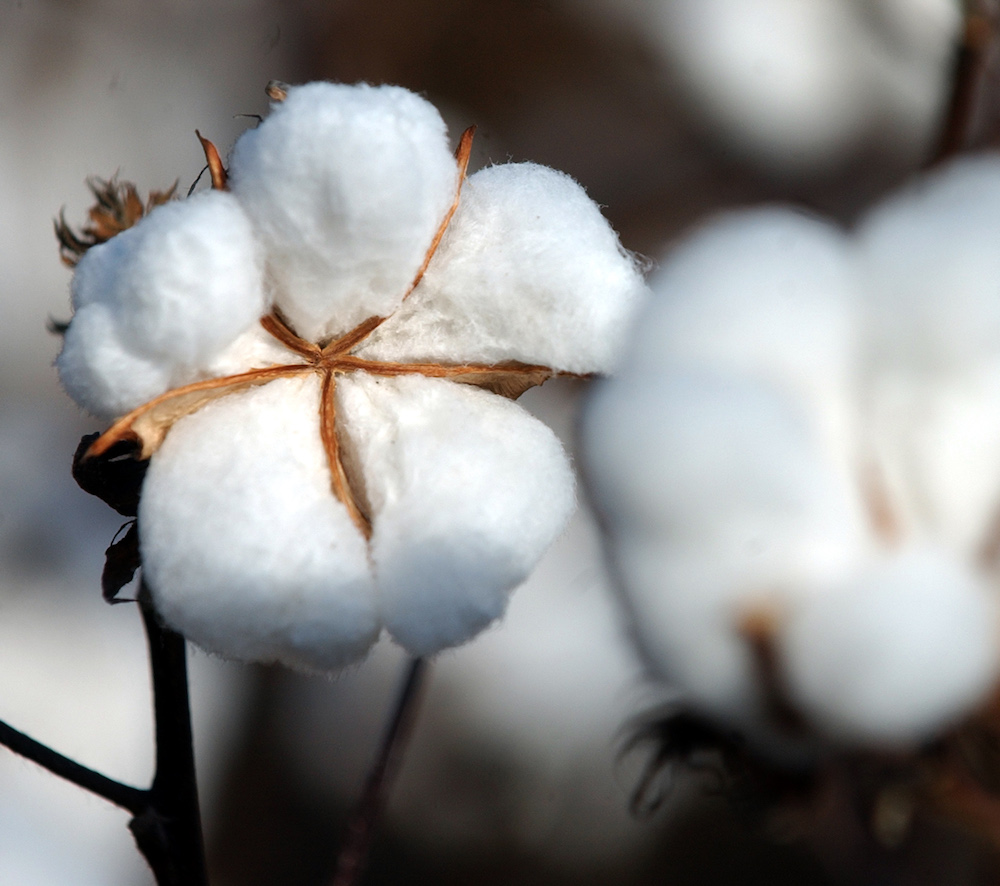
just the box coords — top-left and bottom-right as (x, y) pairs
(102, 522), (141, 603)
(72, 433), (147, 517)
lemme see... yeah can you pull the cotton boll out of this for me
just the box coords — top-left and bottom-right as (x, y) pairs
(336, 373), (576, 656)
(56, 304), (173, 421)
(632, 208), (859, 473)
(654, 0), (870, 170)
(583, 370), (869, 728)
(229, 82), (458, 342)
(858, 156), (1000, 372)
(781, 547), (1000, 744)
(140, 375), (379, 672)
(356, 163), (647, 373)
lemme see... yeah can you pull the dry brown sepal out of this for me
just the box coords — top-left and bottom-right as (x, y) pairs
(55, 177), (177, 267)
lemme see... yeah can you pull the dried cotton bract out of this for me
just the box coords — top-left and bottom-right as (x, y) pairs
(57, 82), (645, 672)
(583, 156), (1000, 748)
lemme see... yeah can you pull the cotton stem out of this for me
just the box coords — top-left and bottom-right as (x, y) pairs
(330, 657), (429, 886)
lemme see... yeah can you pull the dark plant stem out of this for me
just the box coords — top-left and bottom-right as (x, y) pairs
(0, 718), (148, 813)
(930, 3), (995, 166)
(133, 592), (208, 886)
(331, 657), (429, 886)
(0, 590), (207, 886)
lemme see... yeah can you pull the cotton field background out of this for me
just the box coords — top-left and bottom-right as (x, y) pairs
(1, 1), (996, 884)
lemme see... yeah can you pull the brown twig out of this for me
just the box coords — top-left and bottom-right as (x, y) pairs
(330, 657), (429, 886)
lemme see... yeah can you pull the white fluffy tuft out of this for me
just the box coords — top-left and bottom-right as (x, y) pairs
(139, 375), (379, 672)
(229, 82), (458, 342)
(336, 373), (576, 656)
(57, 190), (265, 418)
(356, 163), (646, 373)
(782, 547), (1000, 744)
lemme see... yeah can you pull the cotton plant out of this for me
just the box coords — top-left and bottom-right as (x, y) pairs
(0, 80), (646, 885)
(583, 154), (1000, 762)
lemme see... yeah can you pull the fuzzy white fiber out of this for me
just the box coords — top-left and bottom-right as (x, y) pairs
(584, 157), (1000, 746)
(782, 548), (1000, 743)
(229, 82), (458, 342)
(58, 191), (265, 418)
(140, 375), (379, 672)
(336, 373), (576, 655)
(59, 80), (644, 671)
(357, 163), (646, 373)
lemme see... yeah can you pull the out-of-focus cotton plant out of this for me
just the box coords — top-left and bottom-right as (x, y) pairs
(613, 0), (961, 173)
(584, 154), (1000, 753)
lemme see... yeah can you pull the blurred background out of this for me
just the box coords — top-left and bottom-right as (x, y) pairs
(0, 0), (995, 883)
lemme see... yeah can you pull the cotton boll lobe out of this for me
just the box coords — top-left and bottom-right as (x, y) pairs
(139, 375), (379, 672)
(781, 547), (1000, 744)
(56, 304), (173, 422)
(70, 191), (265, 365)
(631, 208), (860, 476)
(356, 163), (647, 374)
(229, 82), (458, 342)
(583, 371), (868, 729)
(858, 156), (1000, 372)
(336, 373), (576, 656)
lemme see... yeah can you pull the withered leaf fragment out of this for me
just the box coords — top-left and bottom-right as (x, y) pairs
(102, 521), (141, 604)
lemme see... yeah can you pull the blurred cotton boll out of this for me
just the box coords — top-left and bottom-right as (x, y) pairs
(582, 154), (1000, 750)
(636, 0), (960, 174)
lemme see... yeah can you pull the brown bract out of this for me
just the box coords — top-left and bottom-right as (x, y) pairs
(55, 177), (177, 267)
(81, 128), (588, 538)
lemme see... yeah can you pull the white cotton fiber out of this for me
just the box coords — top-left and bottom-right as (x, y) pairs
(335, 373), (576, 656)
(356, 163), (646, 373)
(139, 375), (380, 672)
(229, 82), (458, 343)
(781, 547), (1000, 744)
(583, 370), (868, 727)
(56, 304), (174, 421)
(70, 191), (265, 365)
(630, 208), (860, 472)
(59, 191), (266, 418)
(857, 155), (1000, 371)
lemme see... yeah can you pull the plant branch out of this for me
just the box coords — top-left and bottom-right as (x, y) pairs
(0, 718), (148, 813)
(330, 657), (429, 886)
(131, 591), (208, 886)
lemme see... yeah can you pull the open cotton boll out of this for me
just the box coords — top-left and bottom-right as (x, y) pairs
(336, 373), (576, 656)
(356, 163), (646, 373)
(139, 375), (379, 672)
(584, 370), (868, 727)
(781, 547), (1000, 743)
(858, 156), (1000, 371)
(56, 304), (174, 421)
(229, 82), (458, 343)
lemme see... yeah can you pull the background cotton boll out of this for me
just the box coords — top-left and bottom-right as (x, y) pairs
(229, 82), (458, 342)
(632, 209), (860, 473)
(647, 0), (957, 174)
(336, 373), (576, 656)
(584, 371), (869, 728)
(781, 547), (1000, 744)
(858, 156), (1000, 371)
(356, 163), (647, 373)
(56, 304), (173, 420)
(140, 375), (379, 672)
